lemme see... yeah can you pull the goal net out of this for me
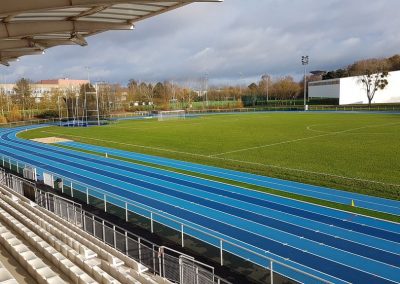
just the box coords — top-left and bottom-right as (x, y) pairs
(158, 110), (186, 121)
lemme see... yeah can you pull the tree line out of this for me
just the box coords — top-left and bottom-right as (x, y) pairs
(0, 53), (398, 123)
(322, 54), (400, 80)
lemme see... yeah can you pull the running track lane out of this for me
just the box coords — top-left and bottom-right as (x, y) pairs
(60, 140), (400, 216)
(2, 135), (400, 268)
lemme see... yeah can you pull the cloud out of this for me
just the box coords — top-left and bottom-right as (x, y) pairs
(2, 0), (400, 86)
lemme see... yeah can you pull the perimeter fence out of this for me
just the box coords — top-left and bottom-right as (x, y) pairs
(0, 168), (229, 284)
(0, 104), (399, 130)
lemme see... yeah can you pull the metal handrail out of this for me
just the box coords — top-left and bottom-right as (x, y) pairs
(0, 152), (336, 283)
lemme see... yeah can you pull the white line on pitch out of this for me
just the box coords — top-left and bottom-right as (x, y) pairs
(210, 122), (400, 157)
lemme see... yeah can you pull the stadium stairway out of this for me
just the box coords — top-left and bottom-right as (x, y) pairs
(0, 184), (170, 284)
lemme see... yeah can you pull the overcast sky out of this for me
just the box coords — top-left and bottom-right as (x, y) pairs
(2, 0), (400, 86)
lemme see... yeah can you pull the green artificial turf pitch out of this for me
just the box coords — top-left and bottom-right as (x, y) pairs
(18, 112), (400, 201)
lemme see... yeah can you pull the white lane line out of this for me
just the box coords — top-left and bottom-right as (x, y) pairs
(40, 127), (400, 189)
(41, 130), (207, 158)
(210, 122), (400, 157)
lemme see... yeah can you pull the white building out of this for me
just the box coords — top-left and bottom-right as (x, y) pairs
(0, 79), (89, 102)
(309, 70), (400, 105)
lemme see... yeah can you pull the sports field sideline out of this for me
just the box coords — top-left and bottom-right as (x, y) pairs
(19, 112), (400, 200)
(1, 123), (399, 283)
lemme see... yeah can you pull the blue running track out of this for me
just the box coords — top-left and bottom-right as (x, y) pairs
(60, 141), (400, 216)
(0, 125), (399, 284)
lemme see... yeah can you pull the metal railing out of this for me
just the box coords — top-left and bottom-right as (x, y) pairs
(0, 153), (337, 284)
(0, 168), (230, 284)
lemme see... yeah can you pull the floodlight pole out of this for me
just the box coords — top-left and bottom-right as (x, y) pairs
(302, 56), (309, 111)
(262, 74), (270, 103)
(57, 95), (61, 126)
(85, 66), (90, 126)
(205, 73), (209, 107)
(95, 82), (100, 126)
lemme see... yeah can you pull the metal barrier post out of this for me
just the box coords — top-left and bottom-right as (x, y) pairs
(102, 220), (106, 242)
(150, 212), (153, 233)
(125, 202), (128, 222)
(82, 210), (86, 230)
(270, 260), (274, 284)
(138, 238), (142, 263)
(179, 257), (183, 284)
(181, 224), (184, 247)
(220, 240), (223, 266)
(158, 248), (162, 277)
(113, 225), (117, 249)
(152, 244), (156, 273)
(93, 215), (96, 236)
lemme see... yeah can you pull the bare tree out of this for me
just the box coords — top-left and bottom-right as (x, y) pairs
(359, 70), (389, 106)
(13, 78), (34, 119)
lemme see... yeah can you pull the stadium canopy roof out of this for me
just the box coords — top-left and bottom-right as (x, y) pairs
(0, 0), (221, 66)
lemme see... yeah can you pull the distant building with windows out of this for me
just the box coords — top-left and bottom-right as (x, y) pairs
(309, 71), (400, 105)
(0, 78), (89, 102)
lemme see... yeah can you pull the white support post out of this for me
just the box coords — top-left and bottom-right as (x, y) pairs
(181, 224), (184, 247)
(270, 260), (274, 284)
(125, 231), (128, 254)
(220, 239), (223, 266)
(125, 202), (128, 222)
(102, 220), (105, 242)
(150, 212), (154, 233)
(138, 238), (142, 263)
(86, 187), (89, 204)
(92, 215), (96, 236)
(152, 244), (156, 273)
(113, 225), (116, 249)
(179, 257), (183, 284)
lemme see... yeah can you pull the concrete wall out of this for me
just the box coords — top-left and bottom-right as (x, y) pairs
(309, 79), (340, 99)
(340, 70), (400, 105)
(309, 71), (400, 105)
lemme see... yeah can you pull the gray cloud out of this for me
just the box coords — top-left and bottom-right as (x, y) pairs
(2, 0), (400, 86)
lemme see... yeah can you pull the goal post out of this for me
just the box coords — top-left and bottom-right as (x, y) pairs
(158, 110), (186, 121)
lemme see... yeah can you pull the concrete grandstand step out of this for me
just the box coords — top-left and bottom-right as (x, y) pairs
(10, 194), (157, 283)
(0, 220), (67, 284)
(0, 261), (18, 284)
(0, 201), (97, 284)
(0, 185), (170, 284)
(0, 196), (126, 284)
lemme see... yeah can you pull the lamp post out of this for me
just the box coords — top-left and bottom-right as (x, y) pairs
(84, 66), (90, 125)
(205, 73), (209, 107)
(262, 74), (270, 103)
(301, 55), (309, 111)
(95, 82), (100, 126)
